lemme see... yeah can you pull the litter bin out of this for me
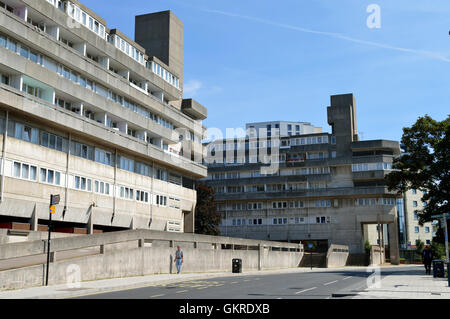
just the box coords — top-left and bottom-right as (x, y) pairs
(432, 260), (445, 278)
(232, 258), (242, 273)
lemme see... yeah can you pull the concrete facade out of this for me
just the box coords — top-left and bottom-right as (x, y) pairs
(0, 0), (208, 234)
(203, 94), (401, 264)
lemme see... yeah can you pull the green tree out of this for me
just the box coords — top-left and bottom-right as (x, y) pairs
(194, 182), (222, 236)
(386, 115), (449, 229)
(365, 240), (372, 255)
(415, 239), (425, 257)
(431, 241), (446, 260)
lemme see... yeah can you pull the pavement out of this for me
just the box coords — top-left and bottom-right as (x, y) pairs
(0, 266), (346, 299)
(352, 265), (450, 299)
(0, 264), (448, 299)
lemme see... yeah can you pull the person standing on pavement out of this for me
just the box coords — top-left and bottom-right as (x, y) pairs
(174, 246), (184, 274)
(422, 245), (433, 275)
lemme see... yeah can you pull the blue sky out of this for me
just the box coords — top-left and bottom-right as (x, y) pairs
(83, 0), (449, 142)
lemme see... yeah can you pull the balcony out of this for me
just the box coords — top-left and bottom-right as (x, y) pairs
(181, 99), (207, 120)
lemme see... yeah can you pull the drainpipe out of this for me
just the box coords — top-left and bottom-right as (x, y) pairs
(149, 161), (154, 228)
(111, 149), (117, 223)
(0, 111), (8, 203)
(62, 132), (71, 219)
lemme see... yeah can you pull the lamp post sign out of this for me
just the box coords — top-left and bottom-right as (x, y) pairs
(308, 243), (313, 270)
(45, 194), (60, 286)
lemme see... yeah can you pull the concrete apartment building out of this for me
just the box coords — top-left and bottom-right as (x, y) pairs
(246, 121), (322, 138)
(0, 0), (208, 234)
(401, 188), (434, 248)
(203, 93), (402, 263)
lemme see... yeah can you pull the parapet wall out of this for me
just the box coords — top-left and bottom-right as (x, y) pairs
(0, 229), (304, 291)
(326, 244), (349, 268)
(370, 245), (385, 265)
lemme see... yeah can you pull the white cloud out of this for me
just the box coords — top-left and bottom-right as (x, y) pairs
(183, 80), (203, 96)
(201, 8), (450, 63)
(183, 80), (223, 97)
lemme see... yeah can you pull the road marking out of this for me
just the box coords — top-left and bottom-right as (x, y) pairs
(324, 280), (338, 286)
(343, 276), (352, 280)
(150, 294), (165, 298)
(176, 290), (188, 294)
(197, 287), (208, 290)
(295, 287), (317, 295)
(230, 281), (238, 284)
(243, 280), (250, 282)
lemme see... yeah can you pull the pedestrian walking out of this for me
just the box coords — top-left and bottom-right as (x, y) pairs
(422, 245), (433, 275)
(174, 245), (184, 274)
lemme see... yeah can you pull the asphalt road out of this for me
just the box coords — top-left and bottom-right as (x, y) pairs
(73, 265), (422, 299)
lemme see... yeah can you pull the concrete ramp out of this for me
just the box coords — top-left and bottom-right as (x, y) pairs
(0, 229), (304, 291)
(299, 253), (327, 268)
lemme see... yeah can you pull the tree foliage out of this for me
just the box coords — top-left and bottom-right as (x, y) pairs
(194, 182), (222, 236)
(386, 115), (449, 225)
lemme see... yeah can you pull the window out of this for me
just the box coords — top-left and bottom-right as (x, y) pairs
(413, 201), (418, 207)
(41, 132), (65, 152)
(119, 156), (134, 172)
(95, 148), (112, 166)
(156, 195), (167, 206)
(20, 46), (29, 58)
(41, 168), (61, 186)
(136, 190), (149, 203)
(414, 213), (418, 220)
(316, 216), (330, 224)
(412, 189), (417, 195)
(7, 38), (17, 52)
(13, 161), (37, 181)
(72, 175), (91, 191)
(120, 186), (134, 200)
(425, 227), (430, 233)
(71, 141), (93, 160)
(94, 180), (110, 195)
(414, 226), (419, 233)
(0, 35), (6, 47)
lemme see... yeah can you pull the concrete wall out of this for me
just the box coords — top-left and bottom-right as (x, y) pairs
(326, 244), (349, 268)
(0, 229), (304, 291)
(0, 229), (79, 244)
(370, 245), (385, 265)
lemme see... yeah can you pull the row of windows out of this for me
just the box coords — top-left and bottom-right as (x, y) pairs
(290, 136), (330, 146)
(228, 216), (331, 226)
(213, 182), (328, 194)
(218, 198), (397, 211)
(0, 31), (175, 133)
(211, 166), (331, 181)
(111, 35), (145, 65)
(1, 118), (184, 184)
(150, 61), (180, 89)
(352, 163), (393, 172)
(356, 198), (396, 206)
(65, 1), (106, 39)
(414, 226), (431, 233)
(65, 1), (180, 90)
(45, 0), (179, 91)
(11, 160), (175, 207)
(13, 162), (61, 186)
